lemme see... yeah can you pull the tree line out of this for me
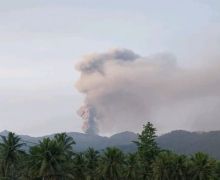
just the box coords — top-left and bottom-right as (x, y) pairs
(0, 122), (219, 179)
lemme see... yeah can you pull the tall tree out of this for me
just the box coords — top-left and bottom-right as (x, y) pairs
(134, 122), (160, 179)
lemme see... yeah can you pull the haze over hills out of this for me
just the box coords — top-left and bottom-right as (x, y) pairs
(1, 130), (220, 159)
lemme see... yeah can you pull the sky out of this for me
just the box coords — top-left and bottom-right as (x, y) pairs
(0, 0), (220, 136)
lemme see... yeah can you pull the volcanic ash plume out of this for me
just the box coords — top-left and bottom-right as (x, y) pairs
(75, 48), (220, 134)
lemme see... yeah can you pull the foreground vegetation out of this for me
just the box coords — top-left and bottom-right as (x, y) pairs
(0, 123), (219, 179)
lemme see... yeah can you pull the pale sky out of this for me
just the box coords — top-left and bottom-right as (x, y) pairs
(0, 0), (220, 136)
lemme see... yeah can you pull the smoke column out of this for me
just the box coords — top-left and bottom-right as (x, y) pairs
(75, 48), (220, 134)
(77, 104), (98, 134)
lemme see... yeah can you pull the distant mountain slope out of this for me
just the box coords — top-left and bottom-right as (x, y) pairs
(157, 130), (220, 159)
(1, 130), (220, 159)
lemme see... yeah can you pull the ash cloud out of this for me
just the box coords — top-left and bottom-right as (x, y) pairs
(75, 48), (220, 134)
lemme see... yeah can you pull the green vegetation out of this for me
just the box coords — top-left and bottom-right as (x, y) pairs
(0, 123), (219, 179)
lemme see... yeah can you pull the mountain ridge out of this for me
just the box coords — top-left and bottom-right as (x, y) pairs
(1, 130), (220, 159)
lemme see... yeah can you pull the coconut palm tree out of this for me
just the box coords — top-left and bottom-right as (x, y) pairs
(72, 152), (87, 180)
(190, 152), (216, 180)
(170, 154), (191, 180)
(214, 161), (220, 179)
(0, 132), (25, 179)
(28, 138), (67, 180)
(124, 153), (140, 180)
(84, 147), (99, 180)
(54, 133), (75, 158)
(152, 151), (174, 180)
(98, 147), (124, 180)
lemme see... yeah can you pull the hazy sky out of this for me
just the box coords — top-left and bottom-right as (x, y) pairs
(0, 0), (220, 136)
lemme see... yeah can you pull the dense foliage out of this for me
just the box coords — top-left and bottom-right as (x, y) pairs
(0, 123), (219, 180)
